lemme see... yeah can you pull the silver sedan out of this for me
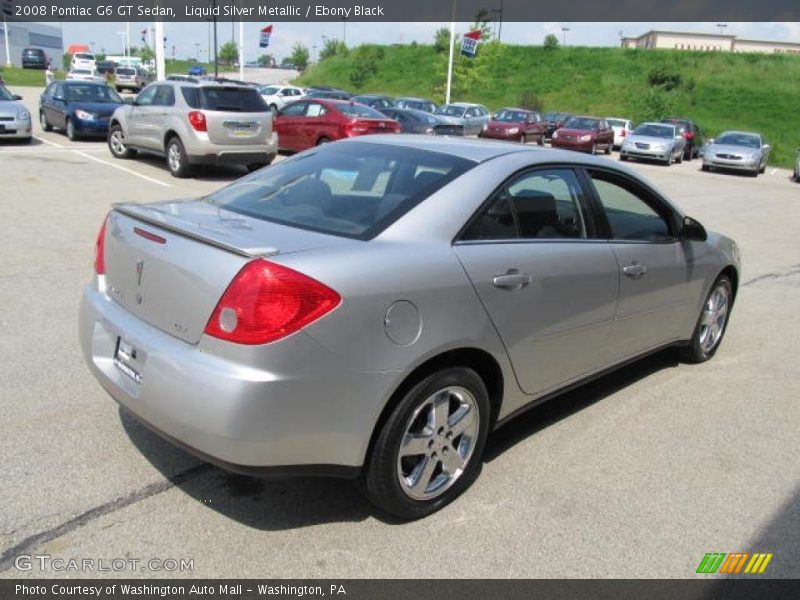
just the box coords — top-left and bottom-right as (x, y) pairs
(0, 85), (32, 142)
(702, 130), (770, 177)
(619, 122), (686, 165)
(79, 136), (740, 519)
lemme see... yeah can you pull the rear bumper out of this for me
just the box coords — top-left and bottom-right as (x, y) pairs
(79, 281), (398, 472)
(184, 132), (279, 166)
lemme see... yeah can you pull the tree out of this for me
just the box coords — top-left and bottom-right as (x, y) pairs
(348, 45), (384, 89)
(219, 41), (238, 67)
(289, 42), (310, 71)
(139, 46), (154, 66)
(257, 54), (275, 67)
(470, 9), (493, 41)
(543, 33), (560, 50)
(433, 27), (455, 53)
(319, 38), (347, 61)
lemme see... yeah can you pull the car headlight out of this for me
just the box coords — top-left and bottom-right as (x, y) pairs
(18, 108), (31, 121)
(508, 127), (519, 135)
(74, 109), (96, 120)
(552, 130), (559, 139)
(579, 134), (592, 142)
(425, 127), (434, 135)
(482, 123), (488, 131)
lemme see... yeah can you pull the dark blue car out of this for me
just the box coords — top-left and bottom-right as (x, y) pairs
(39, 81), (124, 141)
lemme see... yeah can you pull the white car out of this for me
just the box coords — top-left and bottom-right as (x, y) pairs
(70, 52), (96, 70)
(257, 85), (305, 113)
(606, 117), (633, 150)
(66, 68), (103, 82)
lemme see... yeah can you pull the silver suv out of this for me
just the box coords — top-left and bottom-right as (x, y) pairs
(107, 79), (277, 177)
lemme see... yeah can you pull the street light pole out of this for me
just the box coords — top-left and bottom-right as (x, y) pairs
(561, 27), (570, 46)
(3, 16), (12, 67)
(445, 0), (457, 105)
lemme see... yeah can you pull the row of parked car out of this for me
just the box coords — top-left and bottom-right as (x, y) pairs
(64, 52), (156, 93)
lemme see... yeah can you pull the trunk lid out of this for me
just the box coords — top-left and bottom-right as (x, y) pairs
(346, 118), (400, 136)
(204, 109), (272, 145)
(103, 199), (353, 344)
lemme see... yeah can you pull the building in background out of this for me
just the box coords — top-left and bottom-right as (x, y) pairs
(1, 17), (63, 68)
(621, 30), (800, 54)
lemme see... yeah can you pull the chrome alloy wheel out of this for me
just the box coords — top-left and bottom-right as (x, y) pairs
(109, 129), (127, 156)
(699, 283), (729, 353)
(167, 143), (182, 173)
(396, 386), (479, 501)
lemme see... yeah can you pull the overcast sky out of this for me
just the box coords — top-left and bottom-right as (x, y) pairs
(61, 21), (800, 61)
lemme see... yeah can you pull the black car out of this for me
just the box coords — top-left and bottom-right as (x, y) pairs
(661, 118), (703, 160)
(541, 111), (573, 139)
(380, 107), (448, 135)
(305, 89), (352, 100)
(95, 60), (117, 76)
(352, 94), (395, 109)
(21, 48), (47, 70)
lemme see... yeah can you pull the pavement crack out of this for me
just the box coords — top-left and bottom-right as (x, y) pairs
(742, 263), (800, 287)
(0, 463), (213, 572)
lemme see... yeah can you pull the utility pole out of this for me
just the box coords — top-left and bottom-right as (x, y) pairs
(445, 0), (457, 105)
(155, 20), (165, 80)
(3, 16), (11, 67)
(561, 26), (570, 47)
(212, 0), (218, 76)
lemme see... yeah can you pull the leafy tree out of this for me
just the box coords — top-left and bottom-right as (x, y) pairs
(348, 45), (385, 89)
(257, 54), (275, 67)
(219, 41), (238, 67)
(543, 33), (560, 50)
(139, 46), (154, 66)
(470, 9), (493, 41)
(519, 90), (544, 112)
(290, 42), (310, 71)
(319, 38), (348, 61)
(95, 52), (106, 61)
(433, 27), (455, 53)
(647, 67), (682, 91)
(62, 53), (72, 70)
(635, 88), (676, 122)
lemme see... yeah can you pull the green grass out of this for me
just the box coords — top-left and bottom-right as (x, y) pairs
(298, 44), (800, 167)
(0, 67), (66, 86)
(165, 59), (213, 75)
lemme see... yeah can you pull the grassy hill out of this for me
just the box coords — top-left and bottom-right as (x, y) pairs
(298, 44), (800, 168)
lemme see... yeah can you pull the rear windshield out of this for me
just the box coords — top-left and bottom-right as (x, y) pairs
(205, 143), (475, 239)
(335, 103), (386, 118)
(607, 119), (626, 127)
(436, 105), (466, 118)
(116, 67), (135, 75)
(182, 87), (267, 112)
(75, 53), (94, 60)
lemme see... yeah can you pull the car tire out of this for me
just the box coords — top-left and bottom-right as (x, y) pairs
(107, 124), (135, 159)
(165, 137), (192, 178)
(537, 135), (545, 146)
(604, 142), (611, 155)
(750, 169), (758, 178)
(269, 104), (278, 115)
(590, 142), (597, 155)
(678, 275), (733, 364)
(677, 151), (683, 164)
(65, 118), (79, 141)
(246, 163), (268, 173)
(759, 164), (766, 174)
(316, 137), (331, 146)
(666, 152), (674, 166)
(39, 111), (52, 132)
(684, 147), (692, 161)
(361, 366), (490, 520)
(701, 164), (710, 172)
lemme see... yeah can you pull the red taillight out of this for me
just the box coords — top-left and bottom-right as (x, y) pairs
(683, 131), (694, 140)
(188, 111), (207, 132)
(94, 214), (108, 275)
(620, 130), (627, 137)
(204, 259), (341, 345)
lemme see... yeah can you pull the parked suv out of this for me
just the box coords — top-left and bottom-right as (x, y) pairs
(660, 118), (702, 160)
(21, 48), (47, 69)
(107, 80), (277, 177)
(114, 67), (153, 93)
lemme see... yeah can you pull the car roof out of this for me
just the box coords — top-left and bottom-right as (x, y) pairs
(61, 80), (104, 86)
(397, 97), (432, 101)
(718, 130), (761, 137)
(496, 107), (533, 113)
(446, 102), (482, 108)
(337, 134), (637, 165)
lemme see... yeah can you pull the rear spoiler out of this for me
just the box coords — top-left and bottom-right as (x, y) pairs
(113, 203), (279, 259)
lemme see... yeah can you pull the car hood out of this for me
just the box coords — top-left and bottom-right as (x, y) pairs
(556, 128), (595, 137)
(435, 114), (467, 125)
(626, 135), (673, 145)
(708, 143), (761, 156)
(0, 100), (26, 118)
(67, 101), (122, 116)
(486, 120), (523, 130)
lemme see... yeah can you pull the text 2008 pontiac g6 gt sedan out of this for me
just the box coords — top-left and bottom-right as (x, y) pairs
(80, 136), (740, 519)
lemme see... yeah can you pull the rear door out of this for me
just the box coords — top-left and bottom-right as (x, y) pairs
(453, 167), (620, 396)
(585, 168), (697, 360)
(275, 101), (308, 150)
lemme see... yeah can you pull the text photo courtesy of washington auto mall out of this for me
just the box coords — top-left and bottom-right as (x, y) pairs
(1, 0), (800, 598)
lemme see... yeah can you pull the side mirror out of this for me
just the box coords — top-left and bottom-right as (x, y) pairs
(123, 97), (136, 105)
(762, 144), (771, 152)
(681, 216), (707, 242)
(12, 94), (22, 100)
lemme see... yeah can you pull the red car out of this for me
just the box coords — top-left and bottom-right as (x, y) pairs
(274, 99), (400, 152)
(479, 107), (546, 145)
(550, 116), (614, 154)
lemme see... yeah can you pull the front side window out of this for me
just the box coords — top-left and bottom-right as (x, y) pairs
(462, 169), (589, 241)
(136, 86), (158, 106)
(206, 143), (474, 239)
(588, 172), (674, 242)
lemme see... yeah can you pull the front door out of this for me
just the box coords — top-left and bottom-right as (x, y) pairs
(453, 167), (620, 396)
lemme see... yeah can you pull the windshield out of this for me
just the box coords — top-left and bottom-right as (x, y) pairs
(607, 119), (626, 127)
(64, 84), (122, 103)
(75, 53), (94, 60)
(72, 69), (92, 75)
(335, 103), (386, 118)
(494, 110), (529, 123)
(206, 143), (474, 239)
(436, 105), (466, 118)
(563, 117), (599, 130)
(715, 133), (761, 148)
(0, 86), (15, 101)
(633, 124), (674, 138)
(116, 68), (135, 76)
(259, 86), (280, 95)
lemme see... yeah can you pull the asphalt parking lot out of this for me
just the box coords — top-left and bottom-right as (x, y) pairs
(1, 85), (799, 579)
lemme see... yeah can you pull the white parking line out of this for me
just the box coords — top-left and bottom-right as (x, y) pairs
(32, 135), (171, 188)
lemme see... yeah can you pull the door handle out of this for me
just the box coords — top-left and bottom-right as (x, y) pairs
(492, 270), (532, 291)
(622, 262), (648, 279)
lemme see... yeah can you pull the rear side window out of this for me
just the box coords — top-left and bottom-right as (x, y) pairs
(336, 103), (386, 118)
(183, 87), (267, 112)
(206, 143), (474, 239)
(462, 168), (589, 241)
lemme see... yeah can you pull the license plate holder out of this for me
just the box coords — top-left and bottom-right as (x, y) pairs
(114, 336), (142, 384)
